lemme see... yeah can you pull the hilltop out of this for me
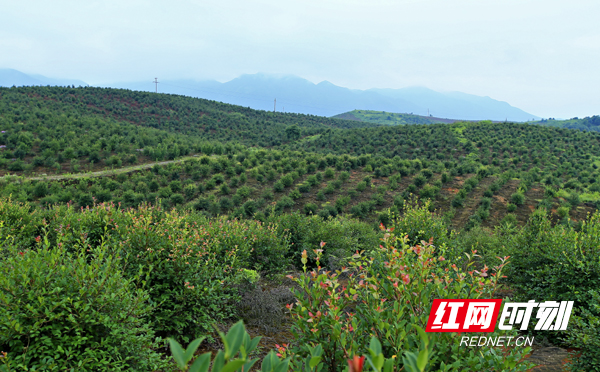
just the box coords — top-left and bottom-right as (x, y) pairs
(333, 109), (477, 125)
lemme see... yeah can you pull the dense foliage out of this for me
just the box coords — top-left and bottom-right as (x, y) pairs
(534, 115), (600, 132)
(286, 232), (531, 371)
(0, 227), (169, 371)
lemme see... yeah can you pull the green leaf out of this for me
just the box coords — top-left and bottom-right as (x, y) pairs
(189, 352), (212, 372)
(414, 325), (429, 348)
(220, 359), (246, 372)
(416, 349), (429, 371)
(309, 356), (322, 369)
(402, 353), (418, 372)
(248, 336), (262, 354)
(212, 351), (225, 372)
(242, 358), (259, 372)
(274, 358), (291, 372)
(383, 358), (394, 372)
(225, 320), (246, 359)
(185, 337), (206, 365)
(374, 354), (384, 371)
(369, 337), (382, 356)
(168, 338), (187, 369)
(262, 352), (274, 372)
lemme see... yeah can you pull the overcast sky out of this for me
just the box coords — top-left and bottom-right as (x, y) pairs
(1, 0), (599, 119)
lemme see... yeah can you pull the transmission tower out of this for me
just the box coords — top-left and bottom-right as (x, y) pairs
(153, 78), (159, 93)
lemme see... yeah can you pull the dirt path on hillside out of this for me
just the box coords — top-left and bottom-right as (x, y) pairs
(2, 156), (204, 182)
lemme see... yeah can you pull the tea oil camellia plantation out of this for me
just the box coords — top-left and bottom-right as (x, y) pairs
(1, 86), (599, 371)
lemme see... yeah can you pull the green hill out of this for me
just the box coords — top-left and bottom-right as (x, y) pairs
(333, 109), (449, 125)
(532, 115), (600, 132)
(0, 86), (379, 175)
(2, 86), (600, 229)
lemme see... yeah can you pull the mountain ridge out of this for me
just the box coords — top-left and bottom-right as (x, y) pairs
(0, 68), (540, 121)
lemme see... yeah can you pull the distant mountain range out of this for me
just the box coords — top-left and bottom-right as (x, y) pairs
(0, 68), (88, 88)
(0, 69), (540, 121)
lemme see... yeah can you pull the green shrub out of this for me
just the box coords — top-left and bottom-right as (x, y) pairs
(281, 174), (294, 188)
(371, 192), (384, 205)
(502, 209), (600, 353)
(510, 191), (525, 205)
(389, 199), (454, 256)
(567, 192), (581, 207)
(289, 188), (302, 200)
(349, 201), (375, 219)
(273, 181), (284, 192)
(316, 190), (325, 201)
(270, 213), (379, 270)
(304, 203), (318, 215)
(339, 171), (350, 182)
(0, 238), (167, 371)
(317, 205), (338, 219)
(0, 201), (291, 345)
(275, 196), (294, 212)
(419, 184), (439, 199)
(441, 172), (450, 183)
(298, 183), (310, 193)
(564, 289), (600, 372)
(412, 174), (426, 187)
(169, 320), (416, 372)
(451, 196), (463, 208)
(288, 234), (530, 371)
(500, 213), (517, 226)
(356, 181), (367, 192)
(171, 193), (185, 205)
(476, 206), (490, 220)
(557, 205), (570, 219)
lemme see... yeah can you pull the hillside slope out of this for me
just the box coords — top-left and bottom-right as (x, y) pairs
(2, 86), (599, 229)
(0, 86), (380, 175)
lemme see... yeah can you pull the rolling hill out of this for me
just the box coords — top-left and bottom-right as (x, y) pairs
(0, 86), (598, 230)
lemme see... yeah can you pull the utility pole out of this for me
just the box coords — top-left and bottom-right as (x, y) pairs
(274, 98), (276, 113)
(153, 78), (159, 93)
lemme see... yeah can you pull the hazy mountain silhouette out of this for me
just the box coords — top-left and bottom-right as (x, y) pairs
(108, 73), (539, 121)
(1, 69), (540, 121)
(0, 68), (88, 87)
